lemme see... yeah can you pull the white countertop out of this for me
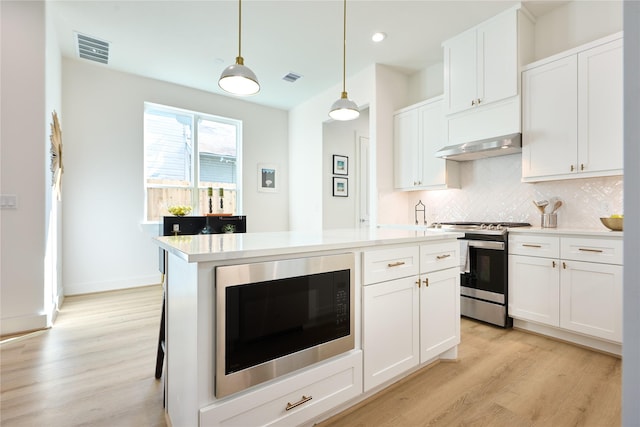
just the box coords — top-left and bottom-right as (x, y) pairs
(508, 227), (623, 237)
(155, 228), (464, 263)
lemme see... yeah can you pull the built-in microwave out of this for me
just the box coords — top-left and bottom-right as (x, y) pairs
(215, 253), (355, 398)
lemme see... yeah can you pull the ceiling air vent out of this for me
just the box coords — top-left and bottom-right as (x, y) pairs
(282, 72), (302, 83)
(75, 32), (110, 64)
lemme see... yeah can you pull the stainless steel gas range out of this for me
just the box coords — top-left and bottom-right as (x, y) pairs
(428, 222), (531, 327)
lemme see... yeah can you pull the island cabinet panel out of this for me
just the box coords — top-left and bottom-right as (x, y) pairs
(508, 232), (623, 347)
(522, 33), (623, 182)
(363, 241), (460, 392)
(200, 351), (362, 427)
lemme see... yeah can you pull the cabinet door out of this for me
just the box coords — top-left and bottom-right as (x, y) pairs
(443, 28), (478, 115)
(508, 255), (560, 326)
(420, 268), (460, 363)
(363, 276), (419, 391)
(560, 260), (622, 343)
(577, 38), (623, 174)
(393, 109), (420, 189)
(419, 99), (448, 188)
(478, 8), (518, 107)
(522, 55), (578, 179)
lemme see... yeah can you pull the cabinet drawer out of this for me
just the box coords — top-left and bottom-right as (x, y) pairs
(561, 237), (623, 265)
(509, 234), (559, 258)
(200, 351), (362, 427)
(363, 246), (419, 285)
(420, 241), (459, 273)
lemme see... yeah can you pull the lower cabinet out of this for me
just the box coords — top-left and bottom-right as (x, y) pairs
(509, 233), (623, 343)
(200, 351), (362, 427)
(363, 243), (460, 392)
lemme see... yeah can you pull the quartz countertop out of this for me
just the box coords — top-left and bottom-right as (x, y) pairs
(508, 227), (623, 237)
(155, 228), (464, 263)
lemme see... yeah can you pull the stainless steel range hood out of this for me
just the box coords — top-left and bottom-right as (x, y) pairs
(435, 133), (521, 161)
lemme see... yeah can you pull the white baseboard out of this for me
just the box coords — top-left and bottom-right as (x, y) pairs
(64, 274), (162, 296)
(1, 313), (48, 336)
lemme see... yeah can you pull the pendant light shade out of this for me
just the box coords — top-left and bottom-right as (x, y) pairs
(218, 0), (260, 96)
(329, 0), (359, 121)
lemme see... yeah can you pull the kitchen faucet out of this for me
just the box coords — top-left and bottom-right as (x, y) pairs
(415, 200), (426, 225)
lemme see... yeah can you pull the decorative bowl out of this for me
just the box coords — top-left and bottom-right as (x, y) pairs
(600, 217), (623, 231)
(168, 205), (192, 217)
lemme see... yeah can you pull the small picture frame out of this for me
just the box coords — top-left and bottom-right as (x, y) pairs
(258, 164), (278, 193)
(332, 155), (348, 175)
(333, 177), (348, 197)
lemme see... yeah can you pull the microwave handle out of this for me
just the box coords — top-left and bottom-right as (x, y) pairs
(466, 240), (505, 250)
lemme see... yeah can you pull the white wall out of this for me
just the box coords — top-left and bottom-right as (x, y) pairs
(322, 109), (369, 229)
(289, 65), (374, 231)
(533, 0), (623, 61)
(0, 1), (48, 335)
(623, 2), (640, 424)
(62, 59), (288, 295)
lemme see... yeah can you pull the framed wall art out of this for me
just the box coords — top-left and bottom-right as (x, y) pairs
(258, 164), (278, 193)
(333, 177), (348, 197)
(332, 155), (348, 175)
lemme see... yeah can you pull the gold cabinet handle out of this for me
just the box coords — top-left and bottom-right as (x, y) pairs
(563, 262), (567, 269)
(579, 248), (604, 253)
(552, 261), (556, 268)
(415, 279), (421, 288)
(436, 254), (451, 260)
(571, 165), (575, 172)
(580, 163), (585, 171)
(523, 244), (542, 248)
(477, 98), (482, 104)
(471, 99), (476, 106)
(423, 278), (429, 287)
(286, 395), (312, 411)
(387, 261), (406, 268)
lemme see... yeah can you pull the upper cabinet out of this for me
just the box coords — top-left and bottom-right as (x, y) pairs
(521, 33), (623, 182)
(393, 96), (459, 191)
(442, 5), (534, 145)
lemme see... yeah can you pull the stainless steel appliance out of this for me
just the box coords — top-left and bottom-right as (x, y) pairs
(429, 222), (530, 327)
(215, 253), (355, 398)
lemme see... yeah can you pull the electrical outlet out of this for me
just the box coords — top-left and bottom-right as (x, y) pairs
(172, 224), (180, 232)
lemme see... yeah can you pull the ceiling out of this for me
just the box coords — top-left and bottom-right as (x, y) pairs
(50, 0), (566, 111)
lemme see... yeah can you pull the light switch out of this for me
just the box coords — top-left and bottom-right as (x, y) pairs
(0, 194), (17, 209)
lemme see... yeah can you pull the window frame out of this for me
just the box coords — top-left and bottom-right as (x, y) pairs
(143, 102), (243, 222)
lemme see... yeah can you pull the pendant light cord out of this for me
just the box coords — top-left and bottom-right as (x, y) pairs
(341, 0), (347, 94)
(238, 0), (242, 58)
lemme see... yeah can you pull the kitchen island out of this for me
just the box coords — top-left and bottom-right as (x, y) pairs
(155, 228), (462, 427)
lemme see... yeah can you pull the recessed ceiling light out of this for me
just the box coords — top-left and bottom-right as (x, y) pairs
(372, 32), (386, 43)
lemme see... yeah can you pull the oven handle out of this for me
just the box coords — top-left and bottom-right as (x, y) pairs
(466, 240), (505, 250)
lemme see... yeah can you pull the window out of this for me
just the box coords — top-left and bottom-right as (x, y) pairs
(144, 103), (242, 222)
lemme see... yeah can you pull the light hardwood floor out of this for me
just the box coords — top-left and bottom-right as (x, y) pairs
(1, 286), (621, 427)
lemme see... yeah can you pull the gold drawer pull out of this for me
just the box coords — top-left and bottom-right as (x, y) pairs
(578, 248), (604, 253)
(286, 395), (312, 411)
(436, 254), (451, 260)
(523, 244), (542, 248)
(387, 261), (406, 268)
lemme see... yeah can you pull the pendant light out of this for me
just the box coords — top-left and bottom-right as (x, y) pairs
(218, 0), (260, 96)
(329, 0), (359, 121)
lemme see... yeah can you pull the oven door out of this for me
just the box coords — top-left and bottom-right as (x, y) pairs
(461, 240), (506, 304)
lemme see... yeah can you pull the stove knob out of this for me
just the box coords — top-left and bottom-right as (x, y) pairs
(496, 224), (504, 230)
(480, 224), (487, 229)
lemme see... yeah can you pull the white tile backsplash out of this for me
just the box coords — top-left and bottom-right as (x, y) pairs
(407, 154), (623, 230)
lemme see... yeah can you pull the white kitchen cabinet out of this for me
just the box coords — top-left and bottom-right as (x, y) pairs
(393, 97), (459, 191)
(508, 233), (623, 344)
(442, 5), (533, 147)
(560, 260), (622, 342)
(363, 242), (459, 391)
(508, 254), (560, 327)
(522, 33), (623, 182)
(443, 7), (519, 115)
(200, 351), (362, 427)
